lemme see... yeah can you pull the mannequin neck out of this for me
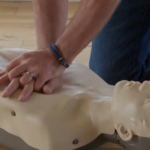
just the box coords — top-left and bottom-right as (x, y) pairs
(92, 95), (115, 135)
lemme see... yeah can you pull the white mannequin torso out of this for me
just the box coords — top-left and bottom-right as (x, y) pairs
(0, 49), (115, 150)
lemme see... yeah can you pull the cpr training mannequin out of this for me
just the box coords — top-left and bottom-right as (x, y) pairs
(0, 49), (150, 150)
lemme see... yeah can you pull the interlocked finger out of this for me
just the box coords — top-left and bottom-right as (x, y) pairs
(0, 71), (6, 77)
(18, 79), (35, 102)
(8, 64), (27, 80)
(0, 73), (10, 87)
(43, 77), (62, 94)
(1, 78), (20, 98)
(26, 72), (36, 80)
(20, 72), (34, 85)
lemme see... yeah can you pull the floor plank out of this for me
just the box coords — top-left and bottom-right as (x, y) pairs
(68, 2), (80, 19)
(0, 1), (32, 7)
(21, 40), (37, 50)
(15, 2), (80, 19)
(0, 23), (35, 31)
(0, 15), (34, 23)
(16, 5), (34, 16)
(0, 31), (36, 41)
(0, 41), (23, 48)
(0, 7), (18, 15)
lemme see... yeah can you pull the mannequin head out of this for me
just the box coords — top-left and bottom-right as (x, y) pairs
(111, 81), (150, 141)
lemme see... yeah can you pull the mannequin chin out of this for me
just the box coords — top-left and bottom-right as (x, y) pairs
(112, 80), (150, 141)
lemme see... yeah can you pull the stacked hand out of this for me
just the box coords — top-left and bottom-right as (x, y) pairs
(0, 49), (65, 102)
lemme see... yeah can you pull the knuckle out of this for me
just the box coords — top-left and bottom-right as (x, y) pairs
(28, 59), (39, 68)
(34, 63), (41, 69)
(13, 78), (19, 82)
(28, 58), (34, 64)
(6, 65), (11, 72)
(20, 78), (25, 85)
(22, 52), (30, 59)
(8, 73), (13, 81)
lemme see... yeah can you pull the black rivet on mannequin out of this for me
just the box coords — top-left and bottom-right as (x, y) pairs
(73, 139), (79, 144)
(11, 111), (16, 116)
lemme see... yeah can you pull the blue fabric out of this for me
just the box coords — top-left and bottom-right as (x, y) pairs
(89, 0), (150, 85)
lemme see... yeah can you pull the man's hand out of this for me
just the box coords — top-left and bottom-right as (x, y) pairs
(0, 49), (64, 101)
(0, 0), (120, 101)
(5, 49), (64, 90)
(0, 71), (62, 102)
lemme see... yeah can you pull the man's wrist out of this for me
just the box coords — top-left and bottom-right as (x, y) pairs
(55, 40), (75, 64)
(49, 44), (70, 68)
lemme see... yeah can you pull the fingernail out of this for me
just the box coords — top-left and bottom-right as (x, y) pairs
(1, 91), (8, 97)
(45, 87), (52, 94)
(18, 95), (25, 102)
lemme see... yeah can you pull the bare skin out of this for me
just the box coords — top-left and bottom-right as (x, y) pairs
(0, 0), (121, 101)
(33, 0), (68, 49)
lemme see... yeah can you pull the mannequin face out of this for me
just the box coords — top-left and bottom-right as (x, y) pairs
(112, 81), (150, 141)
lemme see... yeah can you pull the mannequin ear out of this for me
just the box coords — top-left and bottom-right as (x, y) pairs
(116, 123), (133, 141)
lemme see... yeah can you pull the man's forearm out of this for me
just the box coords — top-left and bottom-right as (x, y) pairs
(56, 0), (121, 63)
(33, 0), (68, 49)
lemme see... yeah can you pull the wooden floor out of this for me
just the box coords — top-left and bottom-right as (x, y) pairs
(0, 1), (123, 150)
